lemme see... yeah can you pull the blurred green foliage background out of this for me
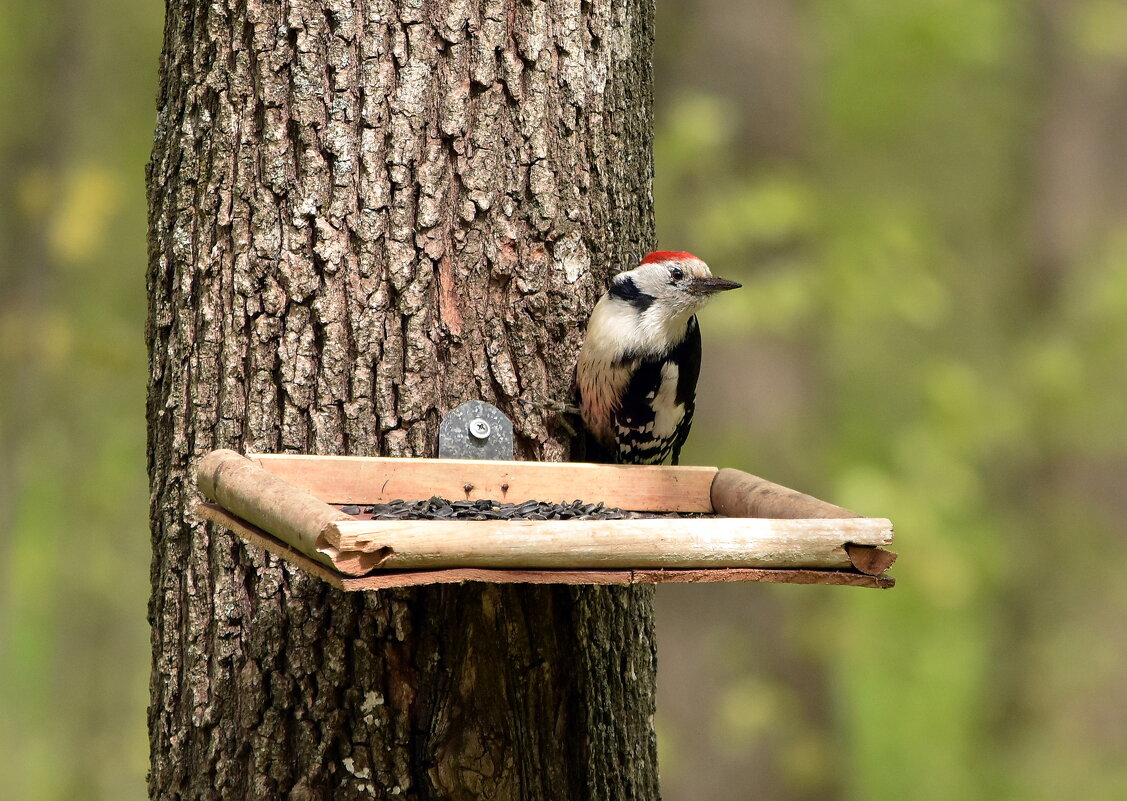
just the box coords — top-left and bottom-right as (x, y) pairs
(2, 1), (1126, 799)
(1, 2), (161, 799)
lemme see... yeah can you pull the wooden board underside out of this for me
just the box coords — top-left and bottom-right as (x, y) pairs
(250, 454), (718, 513)
(196, 504), (895, 589)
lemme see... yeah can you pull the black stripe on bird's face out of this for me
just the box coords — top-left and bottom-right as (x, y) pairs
(608, 276), (656, 311)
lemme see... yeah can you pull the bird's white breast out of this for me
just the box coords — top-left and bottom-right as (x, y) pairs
(581, 294), (692, 362)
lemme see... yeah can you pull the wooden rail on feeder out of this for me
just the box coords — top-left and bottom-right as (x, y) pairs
(247, 452), (719, 512)
(194, 449), (897, 590)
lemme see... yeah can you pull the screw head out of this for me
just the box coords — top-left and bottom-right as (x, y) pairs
(468, 418), (491, 440)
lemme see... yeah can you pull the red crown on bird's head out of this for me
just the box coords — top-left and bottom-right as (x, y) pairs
(640, 251), (701, 265)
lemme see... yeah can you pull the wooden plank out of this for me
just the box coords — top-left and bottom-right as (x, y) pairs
(336, 567), (895, 591)
(629, 568), (894, 589)
(249, 454), (717, 513)
(197, 504), (893, 589)
(711, 467), (857, 519)
(338, 567), (634, 589)
(322, 516), (894, 570)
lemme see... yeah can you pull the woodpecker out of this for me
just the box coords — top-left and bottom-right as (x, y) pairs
(577, 251), (741, 465)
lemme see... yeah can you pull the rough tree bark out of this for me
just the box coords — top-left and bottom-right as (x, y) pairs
(146, 1), (658, 799)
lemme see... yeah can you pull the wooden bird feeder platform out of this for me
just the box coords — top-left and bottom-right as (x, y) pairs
(195, 449), (896, 590)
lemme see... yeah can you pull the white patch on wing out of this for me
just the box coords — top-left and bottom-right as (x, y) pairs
(651, 362), (684, 441)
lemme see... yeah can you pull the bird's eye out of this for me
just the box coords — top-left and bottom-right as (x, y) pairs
(670, 267), (684, 281)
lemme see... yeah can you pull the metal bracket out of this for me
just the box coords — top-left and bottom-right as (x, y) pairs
(438, 400), (514, 460)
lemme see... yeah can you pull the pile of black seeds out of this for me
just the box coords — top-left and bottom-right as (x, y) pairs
(336, 497), (632, 521)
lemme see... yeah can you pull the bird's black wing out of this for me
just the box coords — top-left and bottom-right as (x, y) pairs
(670, 316), (701, 465)
(612, 316), (702, 465)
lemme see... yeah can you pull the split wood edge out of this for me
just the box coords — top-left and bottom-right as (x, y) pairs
(711, 467), (898, 575)
(196, 449), (382, 574)
(194, 449), (897, 582)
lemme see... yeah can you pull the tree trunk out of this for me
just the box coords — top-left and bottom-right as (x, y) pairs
(145, 1), (658, 799)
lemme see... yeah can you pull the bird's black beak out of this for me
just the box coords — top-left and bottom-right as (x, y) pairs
(689, 276), (742, 295)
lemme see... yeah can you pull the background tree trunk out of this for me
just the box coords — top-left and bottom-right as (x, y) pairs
(146, 1), (658, 799)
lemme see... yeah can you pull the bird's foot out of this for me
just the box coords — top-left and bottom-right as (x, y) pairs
(515, 392), (581, 437)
